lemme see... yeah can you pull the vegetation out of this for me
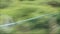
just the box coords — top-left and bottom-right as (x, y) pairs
(0, 0), (60, 34)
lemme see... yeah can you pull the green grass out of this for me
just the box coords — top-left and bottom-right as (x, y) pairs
(0, 0), (60, 34)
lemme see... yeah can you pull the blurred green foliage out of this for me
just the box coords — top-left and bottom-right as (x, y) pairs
(0, 0), (13, 9)
(0, 0), (60, 34)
